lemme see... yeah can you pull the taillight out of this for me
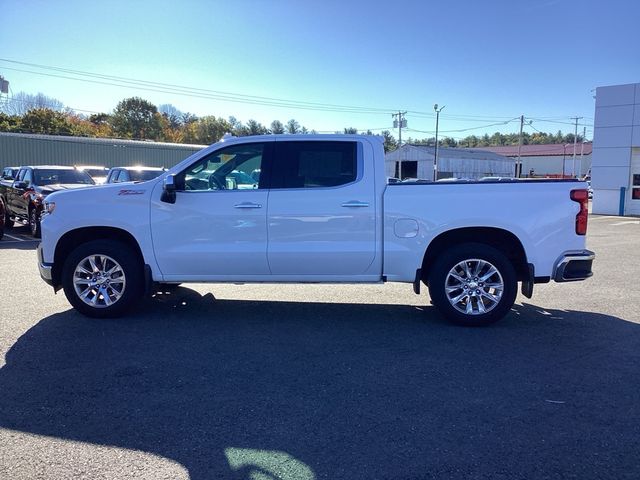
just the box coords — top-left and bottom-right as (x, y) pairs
(570, 189), (589, 235)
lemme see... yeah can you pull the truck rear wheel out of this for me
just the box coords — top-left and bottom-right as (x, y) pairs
(428, 243), (517, 326)
(62, 240), (143, 318)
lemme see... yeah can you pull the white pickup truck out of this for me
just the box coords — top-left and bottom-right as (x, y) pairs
(37, 135), (594, 326)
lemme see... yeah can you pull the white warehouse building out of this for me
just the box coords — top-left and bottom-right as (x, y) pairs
(385, 144), (514, 181)
(592, 82), (640, 216)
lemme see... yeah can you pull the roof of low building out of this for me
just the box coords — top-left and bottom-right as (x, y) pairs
(0, 132), (207, 150)
(473, 143), (592, 157)
(386, 144), (512, 162)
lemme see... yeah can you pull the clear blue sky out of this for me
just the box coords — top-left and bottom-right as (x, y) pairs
(1, 0), (639, 140)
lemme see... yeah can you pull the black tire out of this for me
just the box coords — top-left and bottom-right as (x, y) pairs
(62, 240), (143, 318)
(0, 199), (5, 239)
(428, 242), (517, 326)
(2, 199), (13, 229)
(29, 207), (41, 238)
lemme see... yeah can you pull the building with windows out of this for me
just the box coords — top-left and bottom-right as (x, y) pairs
(591, 82), (640, 216)
(385, 144), (513, 180)
(474, 143), (592, 178)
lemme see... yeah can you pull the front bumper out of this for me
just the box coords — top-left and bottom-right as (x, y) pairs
(37, 243), (54, 287)
(553, 250), (595, 282)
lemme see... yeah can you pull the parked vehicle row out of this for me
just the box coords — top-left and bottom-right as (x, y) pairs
(0, 164), (166, 239)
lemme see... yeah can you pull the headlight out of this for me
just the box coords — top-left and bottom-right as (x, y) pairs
(43, 201), (56, 216)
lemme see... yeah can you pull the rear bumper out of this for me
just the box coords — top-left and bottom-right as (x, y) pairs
(37, 243), (54, 287)
(553, 250), (595, 282)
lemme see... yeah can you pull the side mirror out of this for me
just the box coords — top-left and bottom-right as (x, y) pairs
(13, 181), (28, 190)
(161, 174), (177, 204)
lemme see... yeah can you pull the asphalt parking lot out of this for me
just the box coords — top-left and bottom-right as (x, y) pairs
(0, 217), (639, 480)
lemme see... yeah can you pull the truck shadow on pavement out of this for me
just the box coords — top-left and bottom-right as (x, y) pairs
(1, 287), (639, 479)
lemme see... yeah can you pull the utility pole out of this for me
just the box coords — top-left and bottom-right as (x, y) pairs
(579, 126), (586, 179)
(516, 115), (525, 178)
(392, 111), (407, 179)
(571, 116), (583, 178)
(433, 104), (445, 181)
(516, 115), (533, 177)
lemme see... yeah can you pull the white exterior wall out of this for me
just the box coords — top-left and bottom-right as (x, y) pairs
(385, 145), (513, 181)
(592, 83), (640, 216)
(385, 146), (433, 178)
(521, 154), (591, 177)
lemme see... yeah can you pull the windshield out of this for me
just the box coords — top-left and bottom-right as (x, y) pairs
(34, 169), (95, 185)
(84, 169), (107, 178)
(128, 170), (163, 182)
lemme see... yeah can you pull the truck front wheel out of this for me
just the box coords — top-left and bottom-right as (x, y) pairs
(428, 243), (517, 326)
(2, 199), (13, 229)
(29, 207), (41, 238)
(62, 240), (143, 318)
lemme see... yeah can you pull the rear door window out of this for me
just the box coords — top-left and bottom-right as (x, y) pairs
(271, 141), (357, 189)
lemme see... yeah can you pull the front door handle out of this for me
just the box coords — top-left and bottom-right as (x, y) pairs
(234, 202), (262, 209)
(341, 201), (370, 208)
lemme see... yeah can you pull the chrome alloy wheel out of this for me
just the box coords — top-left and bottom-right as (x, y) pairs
(73, 254), (126, 308)
(444, 258), (504, 315)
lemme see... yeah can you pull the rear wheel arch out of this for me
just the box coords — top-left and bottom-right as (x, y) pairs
(52, 227), (145, 288)
(421, 227), (529, 283)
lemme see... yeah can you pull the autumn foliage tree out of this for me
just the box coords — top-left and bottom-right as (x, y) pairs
(111, 97), (163, 140)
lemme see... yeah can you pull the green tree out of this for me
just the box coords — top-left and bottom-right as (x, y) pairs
(111, 97), (162, 140)
(246, 119), (268, 136)
(442, 137), (457, 147)
(192, 116), (232, 144)
(182, 112), (198, 125)
(286, 119), (300, 134)
(19, 108), (73, 135)
(158, 104), (183, 129)
(89, 113), (110, 125)
(0, 113), (21, 133)
(381, 130), (397, 152)
(343, 127), (358, 134)
(270, 120), (285, 134)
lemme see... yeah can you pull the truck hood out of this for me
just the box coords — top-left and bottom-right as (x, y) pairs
(39, 184), (94, 195)
(44, 179), (159, 206)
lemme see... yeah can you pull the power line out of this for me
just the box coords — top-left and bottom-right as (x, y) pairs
(0, 59), (396, 115)
(406, 118), (519, 135)
(1, 59), (595, 126)
(528, 117), (593, 127)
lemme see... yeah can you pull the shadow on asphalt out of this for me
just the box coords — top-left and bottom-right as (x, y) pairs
(0, 226), (39, 250)
(0, 240), (39, 250)
(1, 286), (639, 479)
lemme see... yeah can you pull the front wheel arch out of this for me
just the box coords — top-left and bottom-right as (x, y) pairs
(52, 227), (145, 289)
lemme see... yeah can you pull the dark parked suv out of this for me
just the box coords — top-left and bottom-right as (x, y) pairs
(0, 166), (94, 237)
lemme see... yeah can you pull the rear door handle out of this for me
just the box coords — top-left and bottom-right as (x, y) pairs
(341, 201), (370, 208)
(234, 202), (262, 209)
